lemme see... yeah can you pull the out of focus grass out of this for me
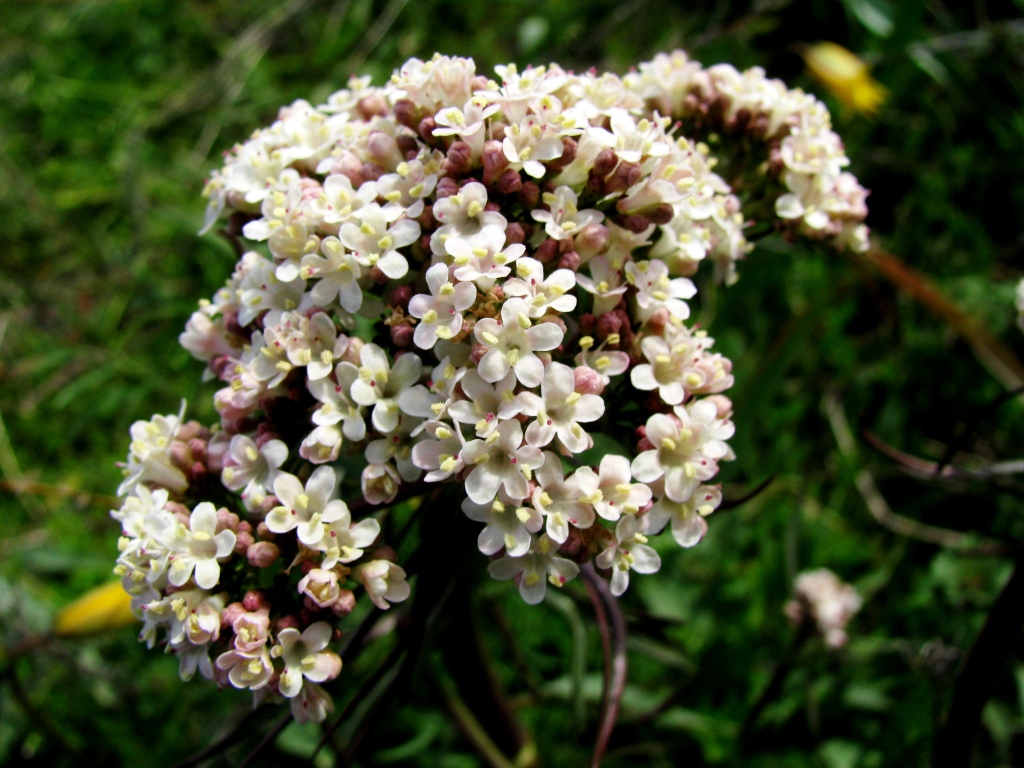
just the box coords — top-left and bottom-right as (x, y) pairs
(2, 0), (1024, 765)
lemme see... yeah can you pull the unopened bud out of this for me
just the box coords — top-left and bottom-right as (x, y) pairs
(575, 223), (609, 259)
(557, 250), (581, 271)
(393, 99), (420, 130)
(494, 168), (523, 195)
(234, 530), (255, 554)
(332, 589), (357, 616)
(504, 222), (526, 244)
(390, 323), (414, 348)
(367, 131), (403, 171)
(573, 365), (604, 395)
(389, 284), (412, 310)
(357, 92), (388, 119)
(481, 140), (509, 185)
(619, 214), (652, 234)
(243, 590), (266, 612)
(435, 176), (460, 199)
(220, 602), (246, 629)
(444, 141), (473, 176)
(517, 181), (540, 208)
(594, 148), (618, 177)
(536, 238), (560, 264)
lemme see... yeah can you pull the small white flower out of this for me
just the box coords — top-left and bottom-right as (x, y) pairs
(448, 369), (524, 438)
(574, 454), (653, 521)
(473, 299), (564, 388)
(460, 419), (544, 504)
(531, 186), (604, 241)
(595, 515), (661, 597)
(314, 174), (377, 225)
(272, 622), (342, 698)
(308, 362), (367, 441)
(265, 466), (347, 548)
(502, 115), (565, 178)
(355, 560), (411, 610)
(574, 337), (630, 386)
(462, 491), (542, 557)
(444, 226), (525, 288)
(365, 414), (424, 483)
(221, 434), (288, 508)
(315, 509), (381, 570)
(215, 647), (274, 690)
(575, 255), (629, 316)
(164, 502), (237, 590)
(588, 109), (672, 164)
(531, 452), (593, 544)
(410, 420), (466, 482)
(519, 362), (604, 454)
(361, 462), (402, 505)
(345, 343), (423, 434)
(625, 259), (696, 321)
(502, 257), (577, 318)
(487, 534), (579, 604)
(408, 263), (477, 349)
(430, 182), (507, 255)
(300, 236), (365, 314)
(630, 327), (734, 405)
(236, 255), (306, 328)
(339, 203), (419, 279)
(433, 98), (500, 158)
(377, 158), (439, 219)
(644, 484), (721, 547)
(241, 186), (317, 281)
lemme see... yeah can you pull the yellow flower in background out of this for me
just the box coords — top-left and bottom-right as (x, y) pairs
(801, 41), (887, 117)
(53, 580), (137, 637)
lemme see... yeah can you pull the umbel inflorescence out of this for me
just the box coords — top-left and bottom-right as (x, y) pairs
(112, 52), (869, 722)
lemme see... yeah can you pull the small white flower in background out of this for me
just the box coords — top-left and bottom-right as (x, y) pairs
(408, 263), (477, 348)
(502, 257), (577, 318)
(292, 682), (335, 724)
(300, 236), (365, 313)
(589, 108), (672, 163)
(410, 420), (466, 482)
(164, 503), (236, 590)
(216, 647), (274, 691)
(502, 115), (565, 178)
(487, 534), (580, 605)
(308, 363), (366, 442)
(314, 173), (378, 225)
(377, 158), (439, 219)
(595, 515), (661, 597)
(444, 226), (525, 287)
(448, 370), (524, 438)
(265, 466), (347, 548)
(574, 336), (630, 386)
(784, 568), (862, 648)
(575, 255), (629, 316)
(430, 182), (506, 254)
(531, 452), (593, 544)
(314, 508), (381, 570)
(272, 622), (342, 698)
(355, 560), (411, 610)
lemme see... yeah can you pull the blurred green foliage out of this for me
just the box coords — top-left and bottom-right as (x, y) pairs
(2, 0), (1024, 765)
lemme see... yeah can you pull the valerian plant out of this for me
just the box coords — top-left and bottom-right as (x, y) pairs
(111, 51), (869, 723)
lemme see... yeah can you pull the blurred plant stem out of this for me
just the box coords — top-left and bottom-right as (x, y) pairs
(933, 557), (1024, 767)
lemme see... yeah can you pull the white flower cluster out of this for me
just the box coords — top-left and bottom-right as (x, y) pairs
(115, 51), (868, 722)
(784, 568), (862, 648)
(626, 50), (870, 254)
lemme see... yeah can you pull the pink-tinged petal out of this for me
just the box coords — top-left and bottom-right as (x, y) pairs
(673, 512), (708, 547)
(478, 525), (505, 556)
(643, 502), (672, 535)
(407, 294), (433, 319)
(413, 322), (437, 350)
(574, 395), (605, 422)
(545, 362), (575, 399)
(574, 466), (600, 495)
(391, 351), (423, 390)
(425, 262), (449, 294)
(595, 546), (616, 570)
(452, 282), (477, 311)
(659, 382), (685, 405)
(371, 402), (400, 434)
(643, 414), (677, 445)
(664, 468), (697, 503)
(360, 343), (390, 372)
(630, 544), (662, 573)
(525, 322), (564, 352)
(304, 652), (341, 683)
(194, 559), (221, 590)
(501, 470), (529, 502)
(473, 317), (502, 344)
(265, 506), (298, 534)
(389, 219), (421, 248)
(517, 444), (544, 470)
(385, 576), (410, 604)
(526, 420), (556, 448)
(513, 354), (544, 388)
(297, 520), (325, 547)
(321, 500), (348, 524)
(549, 557), (579, 584)
(630, 450), (663, 483)
(262, 440), (289, 469)
(599, 455), (631, 484)
(338, 280), (364, 313)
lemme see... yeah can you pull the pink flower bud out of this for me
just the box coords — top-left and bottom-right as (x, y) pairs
(357, 92), (388, 119)
(188, 461), (207, 483)
(417, 116), (438, 143)
(371, 546), (397, 562)
(390, 323), (414, 348)
(469, 343), (488, 364)
(536, 238), (560, 264)
(332, 589), (357, 616)
(234, 530), (254, 554)
(646, 203), (675, 225)
(517, 181), (540, 208)
(620, 214), (651, 234)
(595, 312), (623, 339)
(368, 131), (403, 171)
(557, 250), (581, 271)
(481, 140), (509, 185)
(360, 163), (384, 184)
(646, 307), (672, 335)
(276, 615), (300, 631)
(369, 266), (389, 284)
(705, 394), (734, 420)
(221, 602), (246, 629)
(573, 366), (605, 395)
(494, 168), (523, 195)
(389, 284), (412, 310)
(594, 148), (618, 177)
(340, 337), (364, 365)
(232, 611), (271, 653)
(575, 223), (609, 259)
(216, 508), (240, 533)
(444, 141), (473, 176)
(237, 520), (252, 534)
(547, 137), (577, 172)
(435, 176), (460, 199)
(505, 222), (526, 244)
(243, 590), (266, 612)
(247, 541), (280, 568)
(393, 99), (420, 129)
(578, 313), (595, 334)
(168, 441), (190, 472)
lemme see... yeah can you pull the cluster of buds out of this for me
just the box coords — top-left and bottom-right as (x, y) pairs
(114, 52), (870, 721)
(784, 568), (863, 648)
